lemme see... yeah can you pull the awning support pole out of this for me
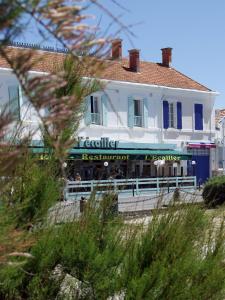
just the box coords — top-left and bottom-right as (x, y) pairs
(136, 178), (139, 195)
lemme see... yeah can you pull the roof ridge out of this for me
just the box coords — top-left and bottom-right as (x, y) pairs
(8, 41), (68, 54)
(0, 46), (214, 92)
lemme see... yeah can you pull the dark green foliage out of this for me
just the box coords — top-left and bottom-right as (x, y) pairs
(122, 206), (225, 300)
(202, 176), (225, 208)
(1, 200), (225, 299)
(1, 155), (60, 227)
(173, 188), (180, 202)
(0, 194), (126, 299)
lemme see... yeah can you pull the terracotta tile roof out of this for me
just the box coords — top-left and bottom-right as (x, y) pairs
(0, 46), (212, 92)
(100, 59), (211, 92)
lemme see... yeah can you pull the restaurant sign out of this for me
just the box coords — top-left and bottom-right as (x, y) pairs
(145, 155), (182, 161)
(78, 137), (118, 149)
(82, 154), (128, 160)
(68, 154), (189, 161)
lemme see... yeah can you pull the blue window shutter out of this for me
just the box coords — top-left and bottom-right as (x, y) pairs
(128, 96), (134, 128)
(8, 85), (20, 120)
(163, 100), (169, 129)
(143, 98), (148, 128)
(194, 103), (203, 130)
(177, 102), (182, 129)
(101, 94), (108, 126)
(84, 96), (91, 125)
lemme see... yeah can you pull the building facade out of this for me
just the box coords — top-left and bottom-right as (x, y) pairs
(0, 41), (218, 183)
(214, 109), (225, 174)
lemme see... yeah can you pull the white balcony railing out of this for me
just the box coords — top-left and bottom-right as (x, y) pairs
(134, 115), (143, 127)
(91, 113), (101, 125)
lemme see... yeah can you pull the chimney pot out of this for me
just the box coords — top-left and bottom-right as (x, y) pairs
(161, 47), (172, 67)
(111, 39), (122, 60)
(129, 49), (140, 72)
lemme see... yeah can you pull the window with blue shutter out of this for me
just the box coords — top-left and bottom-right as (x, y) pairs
(8, 85), (20, 120)
(163, 100), (169, 129)
(84, 97), (91, 125)
(177, 102), (182, 129)
(101, 94), (108, 127)
(128, 96), (134, 128)
(143, 98), (148, 128)
(194, 103), (203, 130)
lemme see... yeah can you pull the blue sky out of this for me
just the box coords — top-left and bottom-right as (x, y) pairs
(22, 0), (225, 108)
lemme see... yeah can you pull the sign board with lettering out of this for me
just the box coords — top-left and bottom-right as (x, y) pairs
(68, 154), (190, 161)
(77, 137), (118, 149)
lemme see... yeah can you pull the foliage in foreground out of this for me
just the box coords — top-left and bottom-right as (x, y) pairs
(0, 156), (60, 227)
(203, 175), (225, 208)
(0, 197), (225, 299)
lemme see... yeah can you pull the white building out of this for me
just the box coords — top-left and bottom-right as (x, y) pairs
(214, 109), (225, 174)
(0, 41), (218, 183)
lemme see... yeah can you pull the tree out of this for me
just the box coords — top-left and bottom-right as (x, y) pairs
(0, 0), (126, 267)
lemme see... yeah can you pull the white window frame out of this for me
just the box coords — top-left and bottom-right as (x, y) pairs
(90, 95), (101, 125)
(168, 102), (177, 129)
(133, 98), (143, 127)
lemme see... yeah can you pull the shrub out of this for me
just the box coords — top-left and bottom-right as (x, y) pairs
(0, 155), (60, 227)
(122, 206), (225, 300)
(1, 199), (225, 299)
(173, 188), (180, 202)
(202, 176), (225, 208)
(0, 194), (126, 299)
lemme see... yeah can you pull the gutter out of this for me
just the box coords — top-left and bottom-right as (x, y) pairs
(0, 67), (218, 96)
(83, 77), (219, 96)
(0, 67), (48, 75)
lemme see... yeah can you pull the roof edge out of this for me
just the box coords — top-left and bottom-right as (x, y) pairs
(170, 66), (212, 92)
(83, 77), (219, 95)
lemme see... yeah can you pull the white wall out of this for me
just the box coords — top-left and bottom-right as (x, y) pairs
(78, 80), (217, 148)
(0, 68), (217, 148)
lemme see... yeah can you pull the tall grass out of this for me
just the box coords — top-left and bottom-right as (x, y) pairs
(122, 206), (225, 299)
(0, 196), (225, 299)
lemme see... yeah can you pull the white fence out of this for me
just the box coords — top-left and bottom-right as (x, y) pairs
(65, 176), (197, 201)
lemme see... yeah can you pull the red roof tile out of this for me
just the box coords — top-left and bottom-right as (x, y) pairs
(0, 46), (212, 92)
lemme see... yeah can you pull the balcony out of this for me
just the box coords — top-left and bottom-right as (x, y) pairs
(91, 113), (101, 125)
(134, 115), (143, 127)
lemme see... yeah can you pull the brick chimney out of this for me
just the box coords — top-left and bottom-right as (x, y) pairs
(111, 39), (122, 60)
(128, 49), (140, 72)
(161, 47), (172, 67)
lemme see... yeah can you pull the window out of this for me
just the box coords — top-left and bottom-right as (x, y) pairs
(90, 96), (101, 125)
(133, 99), (143, 127)
(194, 103), (203, 130)
(181, 166), (184, 177)
(163, 101), (182, 129)
(169, 102), (176, 128)
(8, 85), (20, 120)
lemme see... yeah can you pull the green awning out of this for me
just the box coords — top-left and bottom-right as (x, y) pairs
(31, 147), (192, 161)
(69, 148), (191, 161)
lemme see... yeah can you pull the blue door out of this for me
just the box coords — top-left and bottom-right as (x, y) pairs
(192, 155), (209, 183)
(187, 148), (210, 184)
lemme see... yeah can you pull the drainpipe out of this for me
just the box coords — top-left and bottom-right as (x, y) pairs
(222, 117), (225, 175)
(160, 92), (164, 143)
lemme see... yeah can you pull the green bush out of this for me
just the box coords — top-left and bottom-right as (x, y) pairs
(1, 199), (225, 299)
(0, 195), (126, 299)
(202, 176), (225, 208)
(1, 155), (60, 227)
(122, 206), (225, 300)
